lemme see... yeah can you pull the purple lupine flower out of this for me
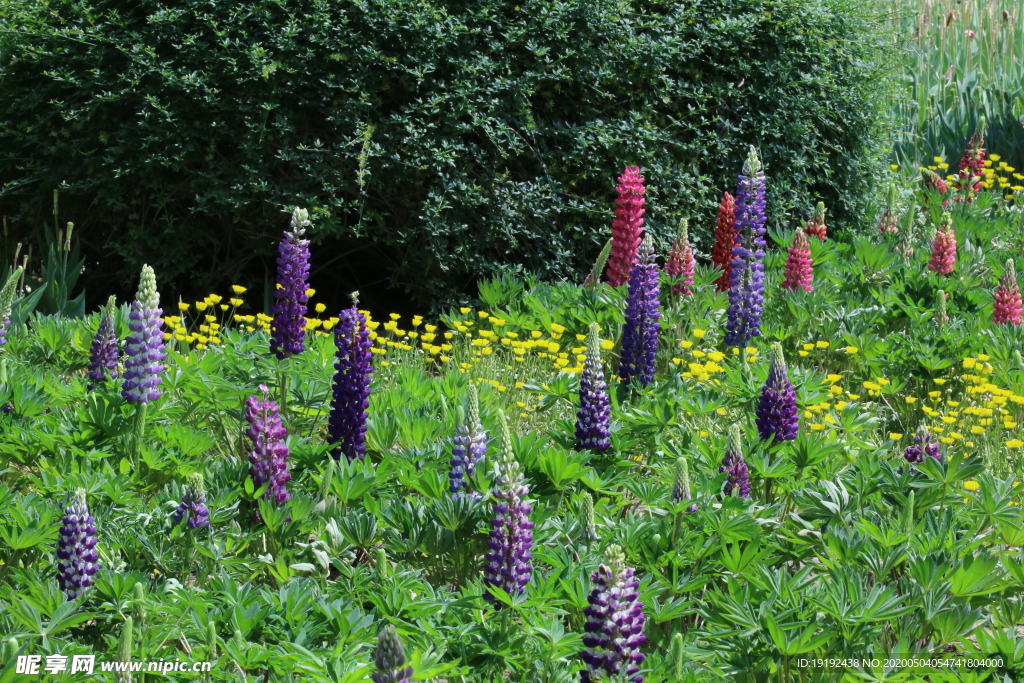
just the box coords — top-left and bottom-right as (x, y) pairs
(450, 383), (487, 497)
(87, 295), (119, 390)
(483, 410), (533, 607)
(245, 385), (292, 508)
(904, 426), (940, 465)
(755, 342), (799, 443)
(270, 207), (312, 361)
(56, 488), (99, 601)
(580, 545), (647, 683)
(172, 473), (210, 530)
(121, 265), (165, 404)
(724, 147), (767, 348)
(576, 322), (611, 451)
(619, 237), (661, 388)
(719, 424), (751, 499)
(0, 266), (22, 350)
(328, 293), (373, 462)
(371, 625), (414, 683)
(671, 456), (698, 513)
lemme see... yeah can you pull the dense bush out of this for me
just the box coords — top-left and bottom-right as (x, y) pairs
(0, 0), (897, 312)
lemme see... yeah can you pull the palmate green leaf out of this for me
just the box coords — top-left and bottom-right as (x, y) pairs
(948, 555), (1005, 598)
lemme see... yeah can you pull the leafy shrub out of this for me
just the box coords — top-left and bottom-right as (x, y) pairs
(0, 0), (897, 312)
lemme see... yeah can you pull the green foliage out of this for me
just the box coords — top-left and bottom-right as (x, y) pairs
(0, 0), (896, 312)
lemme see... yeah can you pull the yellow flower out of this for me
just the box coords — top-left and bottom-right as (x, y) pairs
(692, 329), (707, 339)
(890, 164), (899, 170)
(178, 302), (190, 311)
(195, 302), (208, 311)
(905, 397), (917, 404)
(478, 311), (490, 319)
(716, 407), (727, 416)
(816, 341), (829, 349)
(313, 303), (326, 314)
(890, 433), (903, 440)
(1006, 440), (1024, 449)
(232, 285), (247, 294)
(680, 340), (693, 349)
(208, 294), (223, 304)
(798, 350), (809, 357)
(933, 378), (946, 385)
(950, 432), (963, 439)
(933, 156), (943, 164)
(963, 358), (976, 369)
(830, 385), (844, 395)
(845, 346), (858, 354)
(977, 354), (990, 362)
(847, 393), (861, 400)
(810, 423), (826, 431)
(990, 154), (1001, 162)
(970, 426), (985, 434)
(964, 480), (980, 492)
(304, 288), (315, 297)
(600, 340), (614, 351)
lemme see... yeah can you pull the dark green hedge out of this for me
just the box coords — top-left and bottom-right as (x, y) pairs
(0, 0), (897, 313)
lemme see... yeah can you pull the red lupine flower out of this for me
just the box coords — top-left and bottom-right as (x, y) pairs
(804, 202), (827, 241)
(878, 210), (899, 235)
(928, 212), (957, 276)
(780, 228), (813, 292)
(952, 124), (986, 203)
(604, 167), (646, 288)
(922, 168), (948, 195)
(712, 192), (737, 291)
(664, 219), (695, 297)
(993, 259), (1023, 325)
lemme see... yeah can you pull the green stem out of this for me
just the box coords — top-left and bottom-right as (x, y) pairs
(131, 403), (148, 466)
(277, 363), (289, 418)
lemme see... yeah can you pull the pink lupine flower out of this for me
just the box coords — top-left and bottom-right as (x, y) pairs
(993, 259), (1023, 325)
(664, 219), (695, 297)
(804, 202), (827, 241)
(927, 212), (957, 276)
(604, 167), (646, 288)
(780, 228), (813, 292)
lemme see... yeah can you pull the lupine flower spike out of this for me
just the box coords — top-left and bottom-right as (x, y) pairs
(671, 456), (697, 513)
(328, 292), (373, 461)
(371, 625), (414, 683)
(719, 424), (751, 498)
(87, 295), (119, 389)
(450, 384), (488, 497)
(664, 219), (695, 297)
(904, 426), (940, 465)
(755, 343), (799, 443)
(878, 210), (899, 235)
(56, 488), (99, 601)
(122, 265), (164, 405)
(993, 259), (1023, 325)
(712, 192), (737, 291)
(952, 119), (986, 203)
(576, 322), (612, 451)
(921, 168), (948, 196)
(580, 492), (599, 542)
(935, 289), (949, 327)
(780, 228), (813, 292)
(724, 146), (768, 347)
(173, 473), (211, 530)
(605, 166), (646, 288)
(580, 545), (647, 683)
(583, 239), (612, 290)
(619, 237), (661, 388)
(0, 267), (22, 350)
(483, 410), (533, 607)
(270, 207), (312, 360)
(804, 202), (827, 241)
(245, 385), (292, 510)
(928, 211), (956, 276)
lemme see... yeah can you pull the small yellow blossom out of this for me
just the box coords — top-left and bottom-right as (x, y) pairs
(810, 423), (826, 431)
(693, 329), (707, 339)
(232, 285), (247, 295)
(963, 480), (980, 492)
(890, 433), (903, 440)
(1006, 440), (1024, 449)
(816, 341), (829, 349)
(178, 302), (190, 311)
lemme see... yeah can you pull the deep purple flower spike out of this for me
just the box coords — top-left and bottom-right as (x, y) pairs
(483, 410), (533, 607)
(620, 237), (661, 388)
(719, 424), (751, 499)
(755, 342), (799, 443)
(328, 292), (373, 461)
(580, 545), (647, 683)
(245, 385), (292, 509)
(371, 625), (414, 683)
(121, 265), (164, 404)
(270, 208), (312, 361)
(56, 488), (99, 601)
(576, 322), (612, 451)
(173, 473), (211, 530)
(87, 295), (119, 390)
(904, 426), (940, 465)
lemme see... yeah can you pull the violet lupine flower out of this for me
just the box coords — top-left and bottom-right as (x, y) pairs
(755, 343), (799, 443)
(328, 293), (373, 462)
(580, 545), (647, 683)
(671, 456), (697, 513)
(724, 146), (767, 348)
(121, 265), (165, 405)
(245, 385), (292, 508)
(664, 219), (695, 297)
(172, 473), (210, 530)
(619, 237), (661, 388)
(605, 166), (646, 288)
(904, 426), (940, 465)
(371, 625), (413, 683)
(270, 207), (312, 361)
(719, 424), (750, 499)
(87, 295), (119, 390)
(483, 410), (533, 608)
(576, 322), (611, 451)
(0, 267), (22, 351)
(450, 384), (488, 497)
(56, 488), (99, 602)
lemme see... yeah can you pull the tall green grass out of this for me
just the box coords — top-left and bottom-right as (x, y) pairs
(883, 0), (1024, 172)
